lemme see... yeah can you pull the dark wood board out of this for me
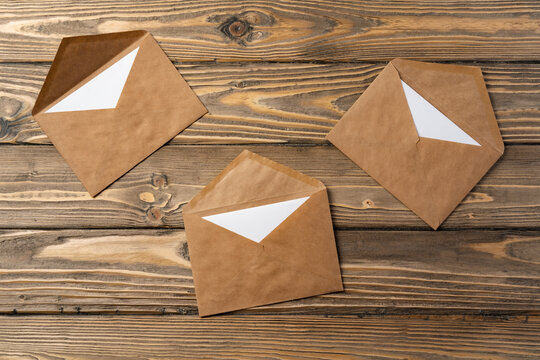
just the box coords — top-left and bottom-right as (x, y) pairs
(0, 1), (539, 62)
(0, 62), (538, 145)
(0, 228), (538, 315)
(0, 315), (538, 359)
(0, 144), (537, 229)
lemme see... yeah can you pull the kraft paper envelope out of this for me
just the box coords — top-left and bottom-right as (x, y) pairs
(327, 58), (504, 229)
(32, 30), (207, 196)
(183, 150), (343, 316)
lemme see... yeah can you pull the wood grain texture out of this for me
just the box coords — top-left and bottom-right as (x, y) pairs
(0, 0), (538, 354)
(0, 1), (539, 62)
(0, 62), (539, 145)
(1, 315), (539, 359)
(0, 144), (537, 230)
(0, 228), (538, 315)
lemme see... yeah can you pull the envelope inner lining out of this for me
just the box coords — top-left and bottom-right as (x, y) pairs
(45, 47), (139, 113)
(401, 80), (480, 146)
(202, 196), (310, 243)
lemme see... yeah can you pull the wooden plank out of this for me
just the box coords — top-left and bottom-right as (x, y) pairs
(1, 62), (539, 145)
(0, 315), (539, 359)
(0, 229), (538, 315)
(0, 1), (539, 62)
(0, 144), (537, 229)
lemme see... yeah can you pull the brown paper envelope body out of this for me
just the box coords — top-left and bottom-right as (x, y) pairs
(183, 150), (343, 317)
(327, 59), (504, 229)
(32, 31), (207, 196)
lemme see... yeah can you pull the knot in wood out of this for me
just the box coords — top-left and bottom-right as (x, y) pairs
(146, 207), (163, 222)
(151, 173), (168, 189)
(229, 20), (248, 37)
(218, 16), (253, 43)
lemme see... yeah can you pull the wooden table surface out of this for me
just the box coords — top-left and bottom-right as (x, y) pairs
(1, 1), (539, 358)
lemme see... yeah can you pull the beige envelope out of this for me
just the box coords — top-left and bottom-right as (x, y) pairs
(32, 30), (207, 196)
(183, 150), (343, 316)
(327, 58), (504, 229)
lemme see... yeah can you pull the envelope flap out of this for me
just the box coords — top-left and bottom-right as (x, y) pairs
(32, 30), (147, 115)
(261, 188), (343, 283)
(184, 150), (325, 214)
(391, 58), (504, 153)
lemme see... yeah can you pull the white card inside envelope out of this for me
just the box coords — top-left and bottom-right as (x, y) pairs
(401, 80), (480, 146)
(45, 47), (139, 113)
(202, 196), (310, 243)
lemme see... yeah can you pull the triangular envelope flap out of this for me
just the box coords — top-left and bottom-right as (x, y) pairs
(185, 150), (325, 214)
(412, 137), (501, 229)
(35, 33), (207, 196)
(45, 47), (139, 113)
(202, 196), (310, 243)
(33, 30), (147, 115)
(391, 58), (503, 153)
(261, 189), (342, 284)
(400, 80), (480, 146)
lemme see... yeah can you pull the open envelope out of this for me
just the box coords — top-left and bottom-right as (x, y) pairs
(32, 30), (207, 196)
(183, 150), (343, 316)
(327, 59), (504, 229)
